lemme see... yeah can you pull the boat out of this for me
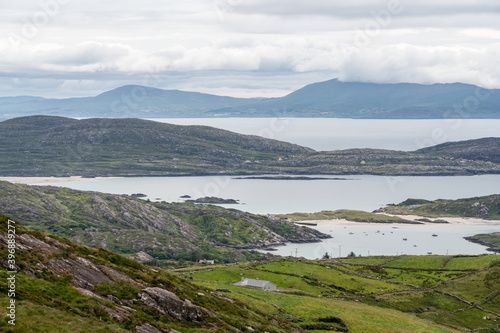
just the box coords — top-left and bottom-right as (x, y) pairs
(432, 234), (438, 237)
(427, 252), (432, 254)
(349, 232), (354, 235)
(403, 238), (407, 241)
(413, 245), (417, 247)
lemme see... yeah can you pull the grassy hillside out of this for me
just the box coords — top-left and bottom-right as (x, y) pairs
(379, 194), (500, 220)
(0, 180), (329, 263)
(0, 213), (303, 332)
(178, 255), (500, 332)
(2, 213), (499, 332)
(1, 116), (500, 177)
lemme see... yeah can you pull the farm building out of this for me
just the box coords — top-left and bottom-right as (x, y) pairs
(233, 278), (277, 291)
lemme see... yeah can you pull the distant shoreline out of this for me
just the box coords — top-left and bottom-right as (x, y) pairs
(0, 176), (121, 185)
(233, 176), (353, 180)
(297, 216), (500, 226)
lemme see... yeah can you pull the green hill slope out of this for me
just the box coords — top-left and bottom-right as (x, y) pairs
(0, 213), (304, 332)
(181, 256), (500, 332)
(0, 181), (329, 262)
(379, 194), (500, 220)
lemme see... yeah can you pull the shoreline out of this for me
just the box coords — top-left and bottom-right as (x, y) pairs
(296, 216), (500, 226)
(0, 176), (121, 185)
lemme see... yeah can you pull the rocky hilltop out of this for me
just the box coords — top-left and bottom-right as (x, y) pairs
(379, 194), (500, 220)
(0, 213), (304, 332)
(0, 181), (329, 262)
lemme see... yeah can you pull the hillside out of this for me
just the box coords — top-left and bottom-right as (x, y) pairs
(1, 79), (499, 119)
(0, 116), (312, 177)
(0, 213), (304, 332)
(417, 137), (500, 163)
(378, 194), (500, 220)
(2, 214), (499, 332)
(0, 181), (329, 262)
(1, 116), (500, 177)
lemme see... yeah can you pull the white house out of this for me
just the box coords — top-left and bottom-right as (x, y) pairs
(198, 259), (215, 264)
(233, 278), (277, 291)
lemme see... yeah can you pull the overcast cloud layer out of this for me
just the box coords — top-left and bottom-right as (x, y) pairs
(0, 0), (499, 98)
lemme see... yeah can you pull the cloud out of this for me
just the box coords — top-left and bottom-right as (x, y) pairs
(337, 43), (500, 88)
(0, 1), (499, 97)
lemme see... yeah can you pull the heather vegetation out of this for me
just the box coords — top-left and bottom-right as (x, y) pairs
(1, 116), (499, 177)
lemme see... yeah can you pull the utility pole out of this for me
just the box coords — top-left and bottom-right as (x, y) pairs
(295, 248), (298, 258)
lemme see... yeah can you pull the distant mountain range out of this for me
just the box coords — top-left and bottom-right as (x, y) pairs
(1, 79), (498, 119)
(1, 116), (500, 177)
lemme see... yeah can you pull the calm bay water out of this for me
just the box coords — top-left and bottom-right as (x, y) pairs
(46, 174), (500, 214)
(43, 118), (500, 257)
(45, 174), (500, 257)
(259, 222), (500, 258)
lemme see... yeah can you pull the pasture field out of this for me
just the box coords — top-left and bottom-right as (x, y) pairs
(175, 255), (500, 332)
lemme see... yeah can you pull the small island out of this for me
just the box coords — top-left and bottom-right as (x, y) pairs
(130, 193), (147, 198)
(185, 196), (240, 204)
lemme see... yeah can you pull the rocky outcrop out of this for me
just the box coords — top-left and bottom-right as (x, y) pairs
(0, 181), (330, 262)
(139, 287), (204, 322)
(185, 196), (239, 204)
(135, 323), (165, 333)
(134, 251), (155, 262)
(464, 234), (500, 253)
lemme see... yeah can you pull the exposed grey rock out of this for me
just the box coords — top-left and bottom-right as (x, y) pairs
(211, 291), (235, 303)
(19, 233), (60, 251)
(135, 251), (154, 262)
(121, 299), (135, 306)
(75, 287), (105, 300)
(135, 323), (164, 333)
(106, 294), (122, 304)
(48, 257), (113, 290)
(139, 287), (204, 322)
(99, 304), (126, 322)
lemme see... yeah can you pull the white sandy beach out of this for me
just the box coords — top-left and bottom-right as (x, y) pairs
(384, 214), (500, 225)
(297, 215), (500, 226)
(0, 176), (120, 185)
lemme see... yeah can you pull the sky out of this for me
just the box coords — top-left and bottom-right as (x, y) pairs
(0, 0), (499, 98)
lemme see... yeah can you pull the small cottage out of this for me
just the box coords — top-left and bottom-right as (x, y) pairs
(233, 278), (277, 291)
(198, 259), (215, 264)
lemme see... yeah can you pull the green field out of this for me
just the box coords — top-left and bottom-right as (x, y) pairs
(176, 255), (500, 332)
